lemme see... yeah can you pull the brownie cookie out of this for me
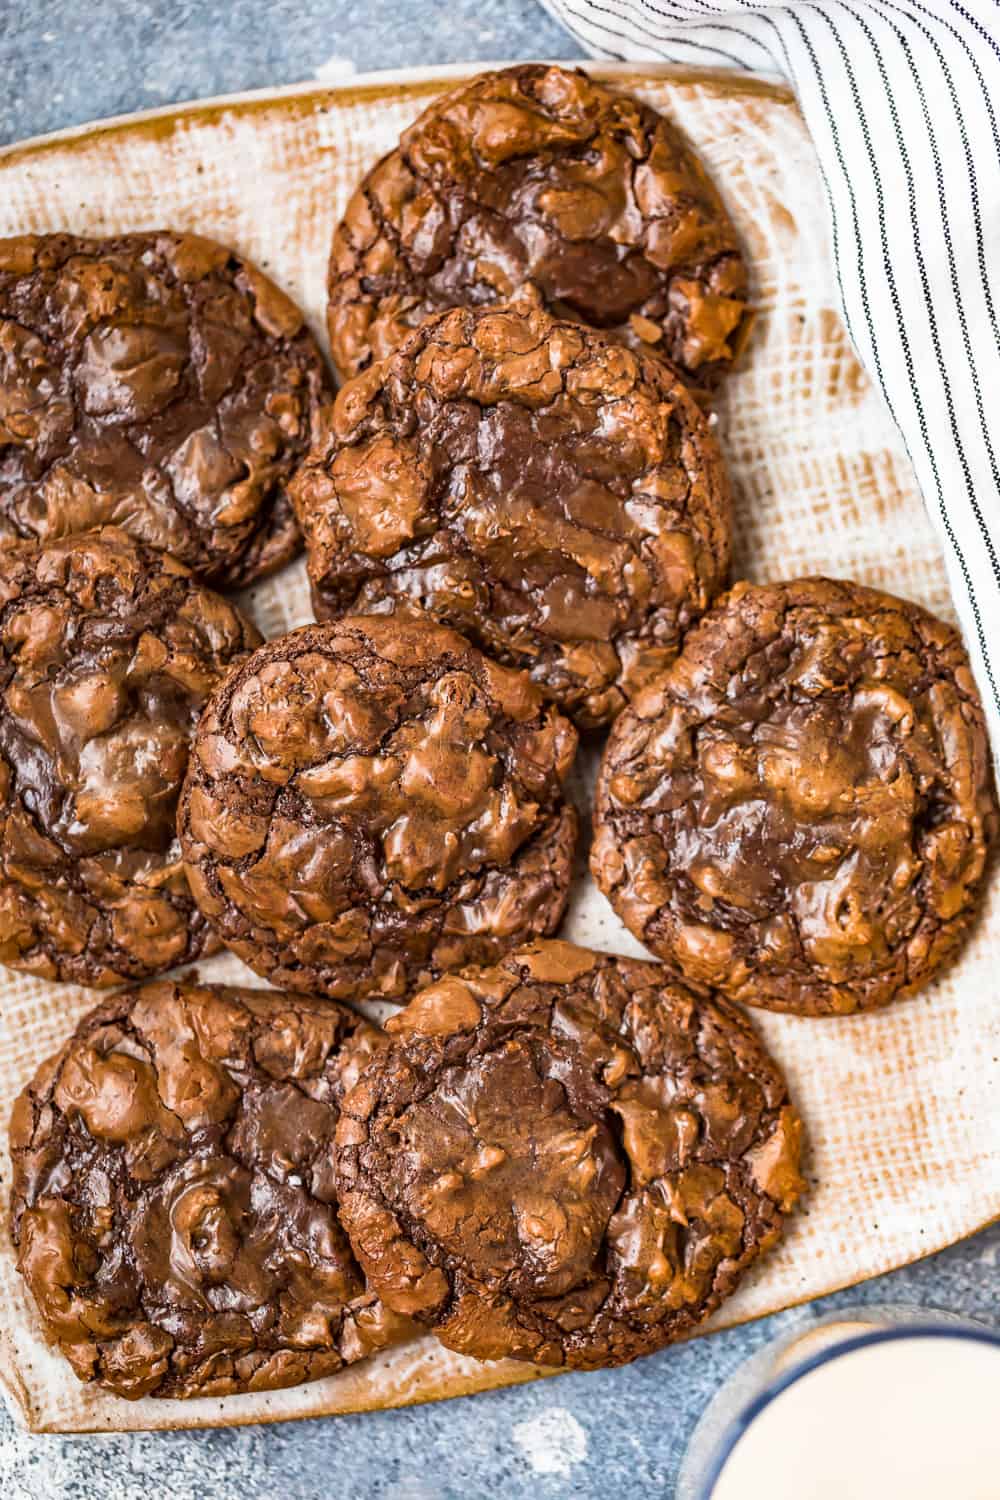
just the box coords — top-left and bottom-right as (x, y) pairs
(0, 231), (331, 586)
(592, 578), (998, 1015)
(327, 63), (750, 390)
(178, 614), (578, 1001)
(0, 528), (261, 987)
(293, 289), (731, 728)
(10, 981), (408, 1399)
(335, 940), (803, 1369)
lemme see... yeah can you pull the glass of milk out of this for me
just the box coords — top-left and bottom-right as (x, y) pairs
(677, 1308), (1000, 1500)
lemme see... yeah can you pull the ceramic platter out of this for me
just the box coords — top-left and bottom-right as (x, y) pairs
(0, 61), (996, 1434)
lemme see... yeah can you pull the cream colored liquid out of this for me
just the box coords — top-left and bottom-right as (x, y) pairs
(711, 1336), (1000, 1499)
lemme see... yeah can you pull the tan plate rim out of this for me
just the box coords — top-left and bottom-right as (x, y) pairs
(0, 60), (794, 166)
(25, 1205), (1000, 1435)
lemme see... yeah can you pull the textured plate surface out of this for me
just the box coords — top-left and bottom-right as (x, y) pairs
(0, 62), (996, 1435)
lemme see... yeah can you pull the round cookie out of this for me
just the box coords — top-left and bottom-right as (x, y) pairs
(0, 528), (261, 987)
(292, 289), (732, 728)
(0, 231), (332, 586)
(335, 940), (803, 1369)
(9, 981), (408, 1399)
(178, 614), (579, 1001)
(327, 63), (750, 390)
(592, 578), (998, 1015)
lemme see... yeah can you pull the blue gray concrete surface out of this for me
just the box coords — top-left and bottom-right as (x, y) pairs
(0, 4), (997, 1495)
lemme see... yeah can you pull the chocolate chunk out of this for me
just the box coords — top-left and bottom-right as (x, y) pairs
(327, 64), (750, 391)
(0, 528), (261, 987)
(293, 288), (731, 728)
(9, 980), (407, 1399)
(592, 578), (998, 1014)
(178, 614), (578, 1002)
(335, 940), (803, 1369)
(0, 231), (332, 586)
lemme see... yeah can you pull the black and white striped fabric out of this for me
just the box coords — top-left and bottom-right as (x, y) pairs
(541, 0), (1000, 750)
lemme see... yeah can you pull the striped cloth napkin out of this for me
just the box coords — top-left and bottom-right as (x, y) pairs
(541, 0), (1000, 751)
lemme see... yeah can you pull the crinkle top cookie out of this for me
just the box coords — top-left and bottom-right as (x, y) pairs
(294, 289), (731, 728)
(335, 941), (803, 1369)
(592, 578), (998, 1014)
(179, 614), (578, 1001)
(327, 64), (750, 390)
(10, 981), (407, 1399)
(0, 527), (260, 987)
(0, 231), (331, 586)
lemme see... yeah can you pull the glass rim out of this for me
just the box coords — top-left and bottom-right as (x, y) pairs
(696, 1321), (1000, 1500)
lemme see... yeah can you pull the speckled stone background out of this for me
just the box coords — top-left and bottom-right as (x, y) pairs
(0, 3), (997, 1496)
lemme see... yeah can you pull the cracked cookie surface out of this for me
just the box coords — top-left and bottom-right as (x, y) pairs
(0, 231), (331, 586)
(327, 63), (750, 390)
(335, 939), (803, 1369)
(592, 578), (998, 1015)
(178, 614), (578, 1001)
(0, 527), (261, 987)
(9, 980), (408, 1399)
(293, 289), (731, 728)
